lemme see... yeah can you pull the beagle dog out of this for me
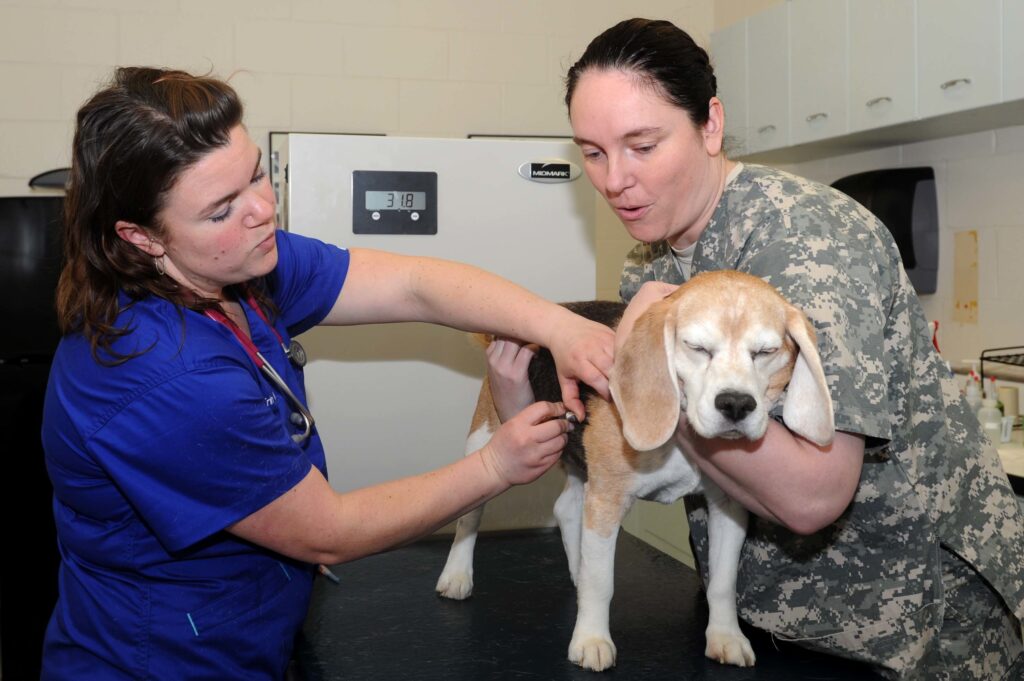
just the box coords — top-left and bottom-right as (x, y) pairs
(436, 270), (835, 671)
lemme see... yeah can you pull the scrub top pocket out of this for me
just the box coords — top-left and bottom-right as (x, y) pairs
(183, 560), (299, 637)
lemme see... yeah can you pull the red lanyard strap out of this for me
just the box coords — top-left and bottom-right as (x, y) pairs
(243, 293), (288, 351)
(204, 305), (268, 369)
(204, 298), (315, 444)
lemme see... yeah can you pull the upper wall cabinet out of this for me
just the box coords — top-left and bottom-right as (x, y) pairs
(712, 19), (750, 158)
(789, 0), (847, 144)
(917, 0), (1001, 117)
(848, 0), (916, 133)
(745, 3), (789, 154)
(1005, 0), (1024, 101)
(711, 0), (1021, 160)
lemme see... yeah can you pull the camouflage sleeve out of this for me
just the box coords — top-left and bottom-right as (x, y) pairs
(741, 234), (894, 447)
(619, 242), (653, 303)
(618, 241), (685, 303)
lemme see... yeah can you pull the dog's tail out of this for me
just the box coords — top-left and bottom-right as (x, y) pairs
(468, 332), (494, 350)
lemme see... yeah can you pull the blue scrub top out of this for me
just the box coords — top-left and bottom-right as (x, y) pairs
(41, 230), (349, 680)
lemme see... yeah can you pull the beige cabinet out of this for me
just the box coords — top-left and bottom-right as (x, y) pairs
(711, 0), (1018, 161)
(711, 19), (749, 157)
(1005, 0), (1024, 101)
(848, 0), (916, 132)
(746, 3), (790, 153)
(789, 0), (847, 144)
(917, 0), (1001, 117)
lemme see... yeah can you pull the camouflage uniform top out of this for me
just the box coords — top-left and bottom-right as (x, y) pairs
(619, 163), (1024, 674)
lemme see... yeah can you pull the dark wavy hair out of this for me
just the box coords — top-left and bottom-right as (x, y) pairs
(57, 66), (274, 363)
(564, 18), (718, 126)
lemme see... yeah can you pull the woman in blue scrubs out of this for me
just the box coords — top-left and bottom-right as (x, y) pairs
(40, 67), (614, 680)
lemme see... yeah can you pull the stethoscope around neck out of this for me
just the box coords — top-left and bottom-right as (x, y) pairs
(204, 295), (314, 444)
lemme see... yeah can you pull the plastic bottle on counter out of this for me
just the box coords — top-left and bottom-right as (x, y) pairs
(964, 371), (983, 413)
(977, 398), (1003, 441)
(986, 376), (1004, 414)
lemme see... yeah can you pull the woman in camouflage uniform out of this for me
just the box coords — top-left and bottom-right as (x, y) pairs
(565, 18), (1024, 680)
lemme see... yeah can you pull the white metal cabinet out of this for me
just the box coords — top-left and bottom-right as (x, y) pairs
(711, 19), (749, 157)
(789, 0), (848, 144)
(281, 134), (597, 531)
(746, 3), (790, 153)
(848, 0), (917, 132)
(1005, 0), (1024, 100)
(917, 0), (1001, 118)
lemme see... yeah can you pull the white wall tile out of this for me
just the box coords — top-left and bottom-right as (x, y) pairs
(0, 63), (62, 120)
(944, 153), (1024, 229)
(398, 0), (499, 31)
(179, 0), (288, 20)
(450, 31), (549, 84)
(0, 0), (59, 6)
(235, 20), (346, 76)
(60, 0), (176, 12)
(981, 298), (1024, 349)
(902, 129), (997, 166)
(0, 6), (117, 65)
(995, 124), (1024, 155)
(292, 0), (400, 25)
(291, 75), (400, 133)
(119, 13), (235, 74)
(60, 65), (114, 119)
(994, 227), (1024, 301)
(500, 0), (584, 35)
(501, 82), (571, 136)
(343, 27), (448, 80)
(823, 147), (904, 184)
(502, 0), (623, 42)
(230, 71), (291, 128)
(0, 177), (36, 194)
(0, 120), (72, 178)
(398, 80), (500, 136)
(548, 31), (591, 87)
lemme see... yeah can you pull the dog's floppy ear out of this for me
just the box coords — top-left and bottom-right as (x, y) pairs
(610, 299), (680, 451)
(782, 306), (835, 446)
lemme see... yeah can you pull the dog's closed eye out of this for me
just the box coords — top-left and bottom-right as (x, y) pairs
(684, 341), (712, 357)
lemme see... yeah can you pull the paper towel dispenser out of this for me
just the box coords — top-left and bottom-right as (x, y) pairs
(831, 167), (937, 294)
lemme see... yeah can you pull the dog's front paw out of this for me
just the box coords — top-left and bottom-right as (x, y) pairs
(705, 626), (755, 667)
(435, 570), (473, 600)
(568, 634), (617, 671)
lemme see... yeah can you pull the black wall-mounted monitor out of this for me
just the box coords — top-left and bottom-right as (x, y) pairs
(0, 196), (65, 360)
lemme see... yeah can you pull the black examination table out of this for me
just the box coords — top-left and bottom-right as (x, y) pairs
(296, 531), (882, 680)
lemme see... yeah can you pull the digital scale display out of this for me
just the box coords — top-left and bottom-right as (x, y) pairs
(352, 170), (437, 235)
(365, 191), (427, 211)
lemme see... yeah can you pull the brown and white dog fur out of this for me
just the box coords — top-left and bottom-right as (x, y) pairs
(435, 270), (835, 671)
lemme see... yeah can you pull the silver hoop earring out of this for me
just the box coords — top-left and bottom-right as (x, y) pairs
(154, 256), (166, 276)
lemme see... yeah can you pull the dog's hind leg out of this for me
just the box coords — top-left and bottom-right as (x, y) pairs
(435, 400), (496, 600)
(553, 468), (585, 586)
(703, 481), (755, 667)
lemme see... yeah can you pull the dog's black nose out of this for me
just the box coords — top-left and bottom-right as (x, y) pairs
(715, 391), (757, 422)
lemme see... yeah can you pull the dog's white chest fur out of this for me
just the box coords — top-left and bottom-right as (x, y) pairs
(631, 442), (703, 504)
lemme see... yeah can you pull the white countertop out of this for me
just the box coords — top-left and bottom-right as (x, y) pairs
(999, 442), (1024, 479)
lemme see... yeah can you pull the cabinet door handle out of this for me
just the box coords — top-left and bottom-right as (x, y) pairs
(805, 112), (829, 123)
(757, 124), (777, 134)
(865, 96), (892, 108)
(940, 78), (972, 90)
